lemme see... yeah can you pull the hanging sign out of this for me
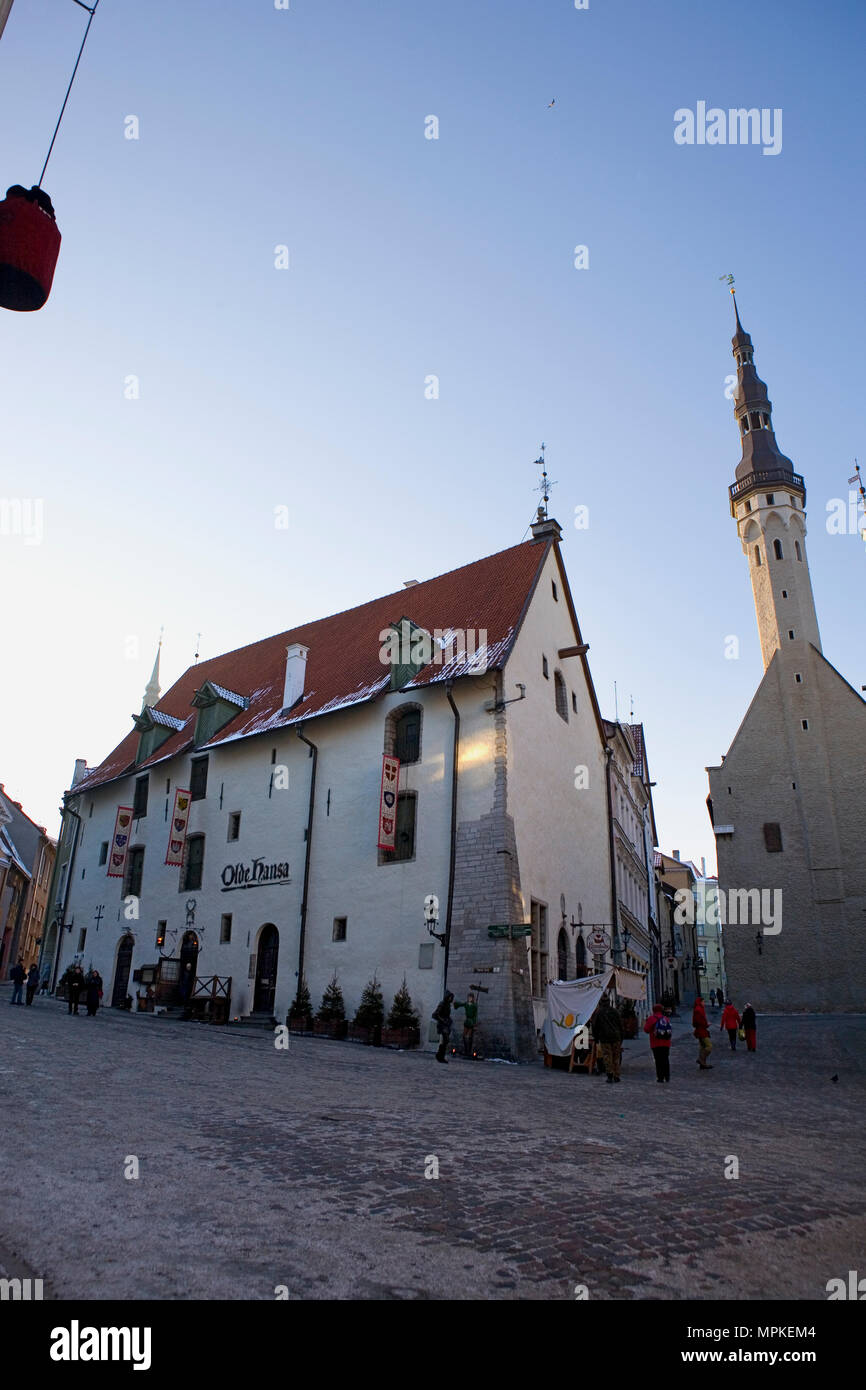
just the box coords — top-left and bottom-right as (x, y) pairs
(377, 754), (400, 850)
(165, 788), (191, 867)
(584, 927), (611, 955)
(107, 805), (134, 878)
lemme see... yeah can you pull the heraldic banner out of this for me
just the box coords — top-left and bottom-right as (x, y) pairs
(106, 806), (134, 879)
(165, 788), (192, 867)
(543, 972), (612, 1056)
(377, 754), (400, 850)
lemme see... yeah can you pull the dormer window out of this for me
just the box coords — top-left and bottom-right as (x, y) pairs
(382, 617), (434, 691)
(132, 706), (186, 765)
(191, 681), (248, 746)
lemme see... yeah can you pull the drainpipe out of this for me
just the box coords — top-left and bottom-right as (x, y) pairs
(48, 799), (82, 991)
(443, 684), (460, 989)
(604, 746), (620, 983)
(295, 724), (318, 1000)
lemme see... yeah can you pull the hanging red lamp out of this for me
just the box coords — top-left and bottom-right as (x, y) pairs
(0, 185), (61, 311)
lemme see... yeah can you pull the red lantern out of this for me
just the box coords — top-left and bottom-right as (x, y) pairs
(0, 185), (61, 311)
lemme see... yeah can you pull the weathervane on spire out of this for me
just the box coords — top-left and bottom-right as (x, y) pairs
(533, 443), (557, 520)
(848, 461), (866, 546)
(719, 272), (735, 295)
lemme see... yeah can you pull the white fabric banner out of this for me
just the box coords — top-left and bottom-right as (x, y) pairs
(543, 971), (614, 1056)
(614, 967), (647, 1001)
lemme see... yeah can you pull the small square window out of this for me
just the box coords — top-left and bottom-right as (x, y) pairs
(788, 630), (795, 640)
(156, 921), (167, 949)
(766, 494), (774, 504)
(77, 928), (87, 953)
(551, 580), (558, 601)
(227, 812), (241, 842)
(190, 756), (209, 801)
(795, 673), (802, 683)
(332, 917), (347, 942)
(220, 913), (232, 944)
(571, 691), (577, 713)
(418, 943), (435, 969)
(133, 775), (149, 819)
(98, 841), (108, 866)
(801, 719), (809, 730)
(781, 589), (787, 598)
(542, 655), (549, 679)
(763, 822), (783, 852)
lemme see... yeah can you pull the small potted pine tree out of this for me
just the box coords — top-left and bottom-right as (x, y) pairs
(314, 973), (347, 1039)
(288, 978), (313, 1033)
(349, 974), (384, 1045)
(382, 977), (421, 1049)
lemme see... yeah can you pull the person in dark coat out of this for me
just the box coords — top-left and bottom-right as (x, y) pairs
(9, 959), (25, 1005)
(25, 964), (40, 1005)
(66, 963), (84, 1015)
(741, 1002), (757, 1052)
(432, 991), (454, 1064)
(85, 970), (103, 1017)
(592, 996), (624, 1082)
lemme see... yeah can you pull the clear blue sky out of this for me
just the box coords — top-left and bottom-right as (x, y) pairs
(1, 0), (864, 870)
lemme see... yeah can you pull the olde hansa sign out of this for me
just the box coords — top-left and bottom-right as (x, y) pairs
(220, 858), (291, 892)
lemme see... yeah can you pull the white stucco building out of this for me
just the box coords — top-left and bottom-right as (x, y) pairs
(45, 515), (621, 1059)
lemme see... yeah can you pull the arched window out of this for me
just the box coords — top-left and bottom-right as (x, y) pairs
(557, 928), (568, 981)
(554, 671), (568, 722)
(575, 935), (587, 979)
(755, 545), (762, 567)
(773, 539), (783, 560)
(795, 541), (802, 561)
(384, 703), (422, 765)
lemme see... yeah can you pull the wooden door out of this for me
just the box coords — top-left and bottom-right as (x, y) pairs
(253, 924), (279, 1013)
(111, 934), (134, 1008)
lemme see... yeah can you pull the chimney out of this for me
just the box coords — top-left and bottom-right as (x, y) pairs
(72, 759), (88, 787)
(672, 849), (680, 861)
(403, 580), (419, 588)
(530, 510), (563, 542)
(701, 856), (707, 876)
(283, 643), (309, 710)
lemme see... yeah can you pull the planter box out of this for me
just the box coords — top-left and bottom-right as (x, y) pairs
(288, 1014), (313, 1033)
(313, 1018), (348, 1040)
(381, 1026), (420, 1049)
(348, 1022), (382, 1045)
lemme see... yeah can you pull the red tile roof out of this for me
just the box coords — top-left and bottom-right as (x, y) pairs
(69, 538), (551, 797)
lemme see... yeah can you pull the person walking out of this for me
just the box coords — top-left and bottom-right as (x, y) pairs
(66, 963), (84, 1015)
(85, 970), (103, 1018)
(709, 988), (716, 1008)
(741, 1002), (757, 1052)
(721, 999), (741, 1050)
(643, 1001), (672, 1082)
(592, 995), (625, 1083)
(25, 964), (40, 1005)
(453, 992), (478, 1057)
(432, 991), (454, 1064)
(692, 995), (713, 1070)
(9, 958), (25, 1005)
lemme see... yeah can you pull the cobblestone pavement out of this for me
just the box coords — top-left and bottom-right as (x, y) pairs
(1, 995), (863, 1301)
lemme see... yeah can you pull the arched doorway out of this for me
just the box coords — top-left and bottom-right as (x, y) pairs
(557, 928), (569, 982)
(178, 930), (199, 1005)
(111, 934), (135, 1008)
(253, 924), (279, 1014)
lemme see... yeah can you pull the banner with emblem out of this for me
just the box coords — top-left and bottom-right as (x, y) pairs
(165, 788), (192, 867)
(377, 755), (400, 850)
(107, 806), (134, 878)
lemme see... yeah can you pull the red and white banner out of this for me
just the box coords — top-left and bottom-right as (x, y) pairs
(377, 755), (400, 850)
(107, 806), (134, 878)
(165, 788), (191, 867)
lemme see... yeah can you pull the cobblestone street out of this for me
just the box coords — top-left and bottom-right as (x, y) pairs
(1, 997), (863, 1301)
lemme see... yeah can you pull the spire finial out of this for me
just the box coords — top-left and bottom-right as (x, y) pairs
(533, 443), (557, 520)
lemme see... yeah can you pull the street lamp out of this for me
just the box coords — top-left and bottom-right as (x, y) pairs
(424, 894), (445, 946)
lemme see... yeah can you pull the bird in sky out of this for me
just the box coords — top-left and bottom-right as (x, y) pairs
(547, 98), (555, 108)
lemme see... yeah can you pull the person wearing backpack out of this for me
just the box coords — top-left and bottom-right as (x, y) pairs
(693, 995), (713, 1070)
(643, 1002), (672, 1082)
(741, 1002), (757, 1052)
(432, 991), (454, 1064)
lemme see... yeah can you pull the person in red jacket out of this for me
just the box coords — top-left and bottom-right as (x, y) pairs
(721, 1000), (741, 1050)
(643, 1002), (672, 1083)
(692, 995), (713, 1070)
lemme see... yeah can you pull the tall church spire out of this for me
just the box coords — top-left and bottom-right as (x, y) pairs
(142, 632), (163, 711)
(726, 297), (821, 669)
